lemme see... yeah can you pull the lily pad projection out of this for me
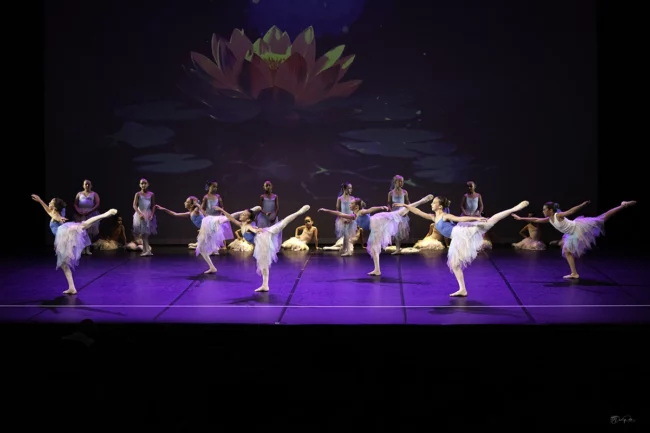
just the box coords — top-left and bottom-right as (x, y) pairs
(413, 155), (475, 183)
(109, 122), (175, 149)
(339, 128), (452, 158)
(114, 101), (206, 121)
(133, 154), (212, 173)
(352, 91), (421, 122)
(179, 26), (362, 122)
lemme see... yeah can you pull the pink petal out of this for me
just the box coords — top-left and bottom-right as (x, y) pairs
(239, 56), (273, 98)
(325, 80), (362, 99)
(313, 45), (345, 76)
(190, 52), (231, 89)
(298, 64), (341, 106)
(228, 28), (253, 60)
(211, 36), (237, 78)
(290, 27), (316, 67)
(274, 53), (308, 97)
(263, 26), (291, 54)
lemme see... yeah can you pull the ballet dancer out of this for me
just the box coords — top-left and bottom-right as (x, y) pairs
(320, 194), (433, 275)
(229, 229), (254, 252)
(215, 204), (310, 291)
(385, 223), (446, 253)
(460, 181), (484, 216)
(93, 214), (127, 250)
(256, 180), (279, 228)
(281, 216), (320, 251)
(512, 213), (546, 250)
(32, 194), (117, 295)
(132, 178), (156, 256)
(201, 180), (233, 251)
(335, 182), (355, 256)
(387, 175), (411, 254)
(74, 179), (101, 255)
(397, 196), (529, 296)
(512, 200), (636, 278)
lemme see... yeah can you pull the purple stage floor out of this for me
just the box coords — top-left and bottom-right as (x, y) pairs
(2, 246), (649, 325)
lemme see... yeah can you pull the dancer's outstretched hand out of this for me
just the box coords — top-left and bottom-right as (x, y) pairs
(581, 200), (591, 206)
(511, 213), (521, 220)
(477, 217), (488, 223)
(317, 208), (325, 212)
(31, 194), (40, 201)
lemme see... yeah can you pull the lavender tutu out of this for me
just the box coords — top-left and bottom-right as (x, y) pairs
(252, 228), (283, 275)
(54, 222), (91, 270)
(447, 221), (494, 271)
(132, 210), (157, 236)
(196, 215), (229, 256)
(366, 211), (403, 256)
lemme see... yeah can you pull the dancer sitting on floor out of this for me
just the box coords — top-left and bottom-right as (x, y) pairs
(396, 196), (528, 297)
(512, 213), (546, 250)
(93, 214), (127, 250)
(214, 205), (310, 292)
(32, 194), (117, 295)
(385, 223), (446, 254)
(512, 200), (636, 279)
(229, 229), (254, 252)
(323, 227), (363, 251)
(281, 216), (320, 251)
(319, 195), (433, 275)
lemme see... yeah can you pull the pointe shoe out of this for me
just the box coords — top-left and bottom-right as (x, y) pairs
(108, 209), (118, 215)
(251, 206), (262, 212)
(622, 201), (637, 207)
(300, 205), (310, 213)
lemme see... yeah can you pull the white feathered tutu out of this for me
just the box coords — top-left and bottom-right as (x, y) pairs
(54, 222), (91, 270)
(367, 211), (404, 256)
(252, 227), (283, 275)
(335, 217), (357, 239)
(561, 216), (605, 258)
(513, 238), (546, 251)
(229, 238), (254, 252)
(195, 215), (231, 255)
(281, 237), (309, 251)
(132, 210), (157, 236)
(447, 221), (494, 271)
(413, 237), (445, 250)
(93, 239), (120, 250)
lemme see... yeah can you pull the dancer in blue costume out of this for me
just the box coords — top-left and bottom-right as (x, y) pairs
(132, 178), (156, 257)
(335, 182), (356, 256)
(256, 180), (280, 228)
(387, 175), (411, 255)
(216, 204), (310, 292)
(397, 196), (528, 297)
(32, 194), (117, 295)
(201, 180), (234, 252)
(73, 179), (101, 255)
(512, 200), (636, 279)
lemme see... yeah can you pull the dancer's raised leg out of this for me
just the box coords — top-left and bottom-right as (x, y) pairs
(487, 201), (529, 225)
(267, 206), (310, 235)
(80, 209), (118, 229)
(396, 195), (433, 218)
(598, 201), (636, 222)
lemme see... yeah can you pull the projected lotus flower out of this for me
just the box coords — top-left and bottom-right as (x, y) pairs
(180, 26), (362, 122)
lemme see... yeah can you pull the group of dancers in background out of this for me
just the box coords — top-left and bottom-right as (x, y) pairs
(32, 175), (636, 297)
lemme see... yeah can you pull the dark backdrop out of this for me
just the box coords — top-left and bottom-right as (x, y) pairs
(40, 0), (599, 244)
